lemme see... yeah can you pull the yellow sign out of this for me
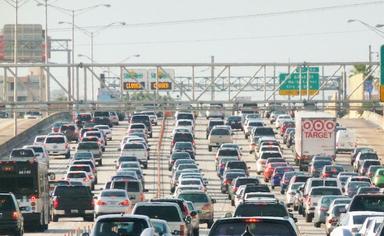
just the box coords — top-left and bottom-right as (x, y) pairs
(279, 90), (319, 96)
(150, 82), (172, 90)
(381, 86), (384, 102)
(123, 82), (143, 90)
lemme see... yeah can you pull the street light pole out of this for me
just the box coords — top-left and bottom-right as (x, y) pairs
(90, 32), (94, 101)
(13, 0), (18, 136)
(72, 10), (75, 101)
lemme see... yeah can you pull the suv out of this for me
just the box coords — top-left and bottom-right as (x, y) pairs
(44, 135), (71, 159)
(132, 202), (191, 236)
(206, 119), (225, 139)
(120, 143), (149, 169)
(51, 185), (94, 222)
(130, 115), (153, 138)
(0, 193), (23, 235)
(59, 124), (79, 142)
(226, 116), (243, 131)
(110, 179), (145, 206)
(208, 217), (299, 236)
(206, 104), (224, 119)
(234, 200), (295, 221)
(208, 127), (233, 152)
(77, 142), (103, 166)
(9, 148), (36, 161)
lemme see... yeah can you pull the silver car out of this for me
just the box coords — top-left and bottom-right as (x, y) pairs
(94, 189), (131, 217)
(313, 195), (349, 228)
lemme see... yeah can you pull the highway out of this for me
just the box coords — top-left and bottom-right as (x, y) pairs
(22, 114), (384, 236)
(0, 118), (41, 145)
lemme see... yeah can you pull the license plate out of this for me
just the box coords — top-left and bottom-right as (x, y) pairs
(53, 145), (58, 149)
(71, 209), (78, 213)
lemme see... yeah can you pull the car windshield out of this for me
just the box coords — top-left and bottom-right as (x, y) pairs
(181, 180), (201, 185)
(225, 172), (246, 180)
(178, 193), (209, 203)
(211, 129), (230, 135)
(314, 161), (332, 168)
(94, 111), (109, 117)
(228, 116), (241, 121)
(209, 220), (297, 236)
(235, 178), (259, 187)
(93, 218), (148, 236)
(349, 195), (384, 212)
(75, 152), (92, 158)
(235, 204), (287, 217)
(134, 206), (181, 222)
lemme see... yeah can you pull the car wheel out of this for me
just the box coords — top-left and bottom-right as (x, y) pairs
(271, 185), (275, 189)
(208, 146), (212, 152)
(280, 190), (285, 194)
(231, 199), (235, 206)
(143, 164), (148, 169)
(314, 222), (321, 228)
(84, 215), (94, 222)
(65, 152), (70, 159)
(98, 159), (103, 166)
(298, 205), (303, 214)
(305, 213), (312, 222)
(149, 133), (153, 138)
(293, 204), (298, 211)
(52, 214), (58, 222)
(207, 221), (214, 229)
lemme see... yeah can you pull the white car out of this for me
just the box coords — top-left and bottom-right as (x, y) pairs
(286, 182), (304, 207)
(178, 178), (206, 192)
(255, 151), (282, 174)
(44, 134), (71, 159)
(120, 142), (149, 169)
(23, 145), (49, 164)
(65, 171), (92, 188)
(94, 125), (112, 141)
(174, 185), (203, 196)
(94, 189), (131, 217)
(109, 111), (119, 125)
(275, 114), (293, 129)
(330, 211), (384, 236)
(175, 119), (194, 133)
(358, 216), (384, 236)
(24, 111), (42, 119)
(33, 135), (46, 146)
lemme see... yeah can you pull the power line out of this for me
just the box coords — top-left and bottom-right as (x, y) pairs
(74, 29), (369, 47)
(48, 1), (384, 32)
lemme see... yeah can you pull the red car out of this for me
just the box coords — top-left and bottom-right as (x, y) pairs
(263, 162), (288, 182)
(279, 121), (295, 136)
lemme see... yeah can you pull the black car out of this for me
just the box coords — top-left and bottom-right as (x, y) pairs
(51, 185), (94, 222)
(234, 201), (295, 221)
(226, 116), (243, 131)
(171, 132), (194, 150)
(93, 117), (112, 128)
(130, 115), (152, 138)
(0, 193), (23, 236)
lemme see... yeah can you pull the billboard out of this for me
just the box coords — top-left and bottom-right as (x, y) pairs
(1, 24), (50, 62)
(148, 68), (174, 91)
(122, 69), (174, 91)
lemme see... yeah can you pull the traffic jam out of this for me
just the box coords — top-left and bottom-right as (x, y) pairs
(0, 104), (383, 236)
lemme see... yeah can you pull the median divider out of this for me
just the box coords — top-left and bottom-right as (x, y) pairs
(0, 112), (71, 158)
(156, 117), (166, 198)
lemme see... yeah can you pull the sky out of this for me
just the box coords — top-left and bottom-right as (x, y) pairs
(1, 0), (384, 99)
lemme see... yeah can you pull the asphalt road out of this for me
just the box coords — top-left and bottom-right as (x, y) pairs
(24, 115), (384, 236)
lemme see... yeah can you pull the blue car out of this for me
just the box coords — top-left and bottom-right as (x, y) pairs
(280, 171), (304, 194)
(271, 166), (294, 189)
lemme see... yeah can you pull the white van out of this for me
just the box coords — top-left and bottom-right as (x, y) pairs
(336, 129), (356, 153)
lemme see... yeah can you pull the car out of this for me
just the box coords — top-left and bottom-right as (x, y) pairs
(168, 152), (192, 170)
(115, 155), (140, 170)
(151, 218), (172, 236)
(175, 119), (194, 134)
(206, 119), (225, 139)
(130, 114), (153, 138)
(358, 216), (384, 236)
(65, 171), (93, 189)
(178, 178), (206, 192)
(72, 151), (95, 163)
(44, 134), (71, 159)
(270, 166), (295, 189)
(221, 171), (247, 193)
(94, 125), (112, 141)
(208, 127), (233, 152)
(171, 132), (194, 150)
(303, 186), (342, 223)
(9, 148), (36, 161)
(176, 190), (216, 228)
(356, 186), (381, 195)
(242, 192), (275, 203)
(109, 111), (119, 125)
(23, 145), (49, 164)
(309, 160), (333, 177)
(249, 127), (276, 151)
(226, 115), (243, 130)
(74, 113), (92, 128)
(110, 179), (145, 206)
(244, 120), (264, 139)
(257, 145), (281, 156)
(325, 203), (350, 236)
(24, 111), (42, 119)
(345, 181), (372, 198)
(94, 189), (131, 217)
(280, 171), (306, 194)
(67, 164), (96, 186)
(275, 114), (292, 129)
(51, 121), (68, 133)
(321, 165), (345, 178)
(59, 123), (79, 142)
(337, 172), (359, 188)
(313, 195), (350, 228)
(359, 160), (381, 176)
(351, 147), (376, 165)
(0, 193), (24, 235)
(83, 131), (106, 149)
(120, 142), (149, 169)
(77, 141), (103, 166)
(367, 165), (383, 180)
(255, 151), (283, 174)
(286, 182), (304, 208)
(208, 217), (299, 236)
(86, 214), (154, 236)
(223, 160), (249, 177)
(228, 177), (260, 205)
(51, 185), (94, 222)
(171, 142), (195, 159)
(283, 128), (295, 144)
(139, 111), (158, 126)
(330, 211), (384, 236)
(263, 162), (288, 182)
(33, 135), (46, 146)
(373, 168), (384, 187)
(132, 202), (191, 236)
(206, 104), (224, 119)
(354, 152), (379, 173)
(215, 148), (241, 166)
(185, 201), (200, 236)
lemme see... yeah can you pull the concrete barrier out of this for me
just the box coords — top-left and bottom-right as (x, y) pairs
(0, 112), (71, 158)
(345, 110), (384, 130)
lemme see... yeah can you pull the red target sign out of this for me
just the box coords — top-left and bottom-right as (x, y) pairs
(325, 120), (335, 131)
(302, 119), (335, 132)
(302, 120), (312, 130)
(313, 120), (324, 131)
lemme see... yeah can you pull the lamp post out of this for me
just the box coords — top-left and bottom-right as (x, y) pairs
(42, 3), (111, 102)
(347, 19), (384, 39)
(60, 21), (125, 101)
(119, 54), (141, 63)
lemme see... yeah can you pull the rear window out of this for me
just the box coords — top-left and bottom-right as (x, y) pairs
(219, 149), (238, 156)
(349, 195), (384, 212)
(175, 142), (193, 149)
(35, 137), (46, 142)
(228, 116), (241, 121)
(0, 195), (15, 211)
(311, 188), (341, 195)
(177, 113), (194, 120)
(235, 178), (260, 187)
(93, 218), (149, 236)
(85, 132), (101, 138)
(70, 166), (91, 172)
(78, 142), (99, 149)
(75, 152), (93, 158)
(61, 125), (75, 131)
(178, 121), (192, 126)
(261, 153), (282, 159)
(171, 153), (191, 160)
(67, 172), (86, 178)
(254, 127), (274, 136)
(30, 147), (44, 153)
(94, 111), (109, 117)
(211, 129), (230, 135)
(227, 162), (247, 169)
(209, 121), (224, 127)
(101, 191), (126, 197)
(11, 149), (34, 157)
(314, 161), (332, 168)
(112, 181), (140, 192)
(174, 133), (193, 142)
(134, 205), (181, 222)
(119, 156), (138, 162)
(360, 153), (379, 160)
(209, 220), (297, 236)
(178, 193), (209, 203)
(46, 137), (65, 143)
(225, 172), (246, 180)
(131, 115), (150, 123)
(53, 186), (91, 197)
(235, 204), (287, 217)
(124, 143), (145, 150)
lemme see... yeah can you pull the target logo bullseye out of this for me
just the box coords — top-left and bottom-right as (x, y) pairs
(313, 120), (324, 131)
(325, 120), (335, 131)
(303, 120), (312, 130)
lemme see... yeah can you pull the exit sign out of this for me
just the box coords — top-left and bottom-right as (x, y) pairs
(381, 45), (384, 102)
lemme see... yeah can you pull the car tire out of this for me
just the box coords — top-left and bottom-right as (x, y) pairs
(231, 199), (235, 206)
(14, 229), (23, 236)
(271, 185), (275, 189)
(293, 205), (298, 211)
(193, 228), (199, 236)
(149, 133), (153, 138)
(52, 214), (59, 222)
(314, 222), (321, 228)
(65, 152), (70, 159)
(280, 190), (285, 194)
(298, 205), (303, 214)
(102, 147), (105, 152)
(84, 215), (94, 222)
(305, 213), (312, 223)
(98, 159), (103, 166)
(143, 163), (148, 169)
(208, 146), (212, 152)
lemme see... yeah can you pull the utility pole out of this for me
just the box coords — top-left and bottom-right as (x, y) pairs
(44, 0), (50, 113)
(211, 56), (215, 101)
(13, 0), (18, 136)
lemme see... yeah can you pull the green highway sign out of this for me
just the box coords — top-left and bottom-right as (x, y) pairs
(279, 67), (320, 96)
(381, 45), (384, 102)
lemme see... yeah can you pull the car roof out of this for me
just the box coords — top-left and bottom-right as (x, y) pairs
(96, 214), (150, 221)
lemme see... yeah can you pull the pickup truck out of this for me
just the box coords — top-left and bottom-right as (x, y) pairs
(51, 185), (94, 222)
(120, 143), (148, 169)
(77, 142), (103, 166)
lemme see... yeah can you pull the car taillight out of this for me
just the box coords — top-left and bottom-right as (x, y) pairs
(202, 204), (211, 211)
(53, 198), (59, 209)
(64, 143), (68, 149)
(224, 179), (231, 185)
(11, 211), (21, 220)
(233, 187), (238, 192)
(89, 175), (94, 179)
(83, 177), (89, 182)
(329, 218), (337, 224)
(119, 200), (130, 206)
(30, 195), (38, 206)
(320, 207), (328, 212)
(307, 196), (312, 205)
(95, 200), (106, 206)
